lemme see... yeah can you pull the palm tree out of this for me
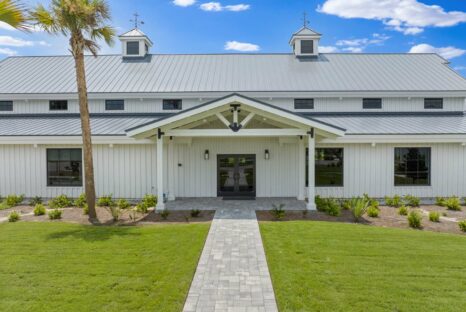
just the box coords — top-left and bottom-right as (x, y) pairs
(31, 0), (115, 223)
(0, 0), (27, 29)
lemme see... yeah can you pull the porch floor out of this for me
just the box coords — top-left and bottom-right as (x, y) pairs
(165, 197), (306, 211)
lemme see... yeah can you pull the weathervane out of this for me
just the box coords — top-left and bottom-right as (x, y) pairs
(130, 12), (144, 29)
(302, 11), (309, 28)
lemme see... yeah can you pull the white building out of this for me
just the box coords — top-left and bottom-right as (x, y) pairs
(1, 26), (466, 210)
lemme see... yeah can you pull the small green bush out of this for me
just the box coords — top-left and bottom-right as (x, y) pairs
(435, 197), (446, 207)
(106, 205), (122, 221)
(398, 205), (409, 216)
(0, 202), (9, 210)
(404, 195), (420, 207)
(367, 206), (379, 218)
(116, 199), (131, 210)
(160, 209), (170, 220)
(8, 211), (20, 222)
(190, 209), (201, 218)
(29, 196), (43, 206)
(48, 195), (72, 208)
(97, 195), (115, 207)
(74, 193), (87, 208)
(271, 204), (286, 220)
(385, 195), (402, 208)
(33, 204), (46, 216)
(408, 210), (422, 229)
(316, 197), (341, 216)
(340, 199), (351, 210)
(458, 220), (466, 232)
(136, 202), (148, 213)
(48, 209), (62, 220)
(5, 194), (24, 207)
(142, 194), (157, 208)
(82, 203), (89, 215)
(363, 194), (379, 209)
(349, 197), (370, 222)
(429, 211), (440, 222)
(445, 197), (462, 211)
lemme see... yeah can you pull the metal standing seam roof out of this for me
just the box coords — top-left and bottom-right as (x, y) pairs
(1, 53), (466, 94)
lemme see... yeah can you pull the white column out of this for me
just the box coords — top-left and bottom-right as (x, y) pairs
(167, 139), (176, 201)
(307, 131), (316, 210)
(297, 138), (305, 200)
(156, 134), (165, 211)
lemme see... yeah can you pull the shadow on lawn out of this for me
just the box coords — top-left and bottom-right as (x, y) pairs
(45, 225), (141, 242)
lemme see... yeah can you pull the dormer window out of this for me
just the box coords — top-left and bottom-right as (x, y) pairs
(119, 28), (153, 58)
(301, 40), (314, 54)
(289, 26), (321, 57)
(126, 41), (139, 55)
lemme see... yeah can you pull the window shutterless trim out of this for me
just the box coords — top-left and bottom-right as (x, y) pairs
(362, 98), (382, 109)
(126, 41), (139, 55)
(163, 99), (183, 110)
(105, 99), (125, 111)
(49, 100), (68, 111)
(306, 147), (344, 187)
(0, 101), (13, 111)
(294, 98), (314, 109)
(301, 40), (314, 54)
(424, 98), (443, 109)
(393, 147), (431, 187)
(46, 148), (83, 187)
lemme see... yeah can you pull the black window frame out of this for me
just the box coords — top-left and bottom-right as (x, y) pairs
(163, 99), (183, 110)
(49, 100), (68, 111)
(301, 40), (314, 54)
(46, 148), (83, 187)
(126, 41), (140, 55)
(394, 147), (431, 186)
(294, 98), (314, 110)
(0, 101), (13, 111)
(424, 98), (443, 109)
(105, 99), (125, 111)
(363, 98), (382, 109)
(306, 148), (344, 187)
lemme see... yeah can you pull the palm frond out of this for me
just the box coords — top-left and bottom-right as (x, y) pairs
(91, 25), (115, 46)
(0, 0), (28, 30)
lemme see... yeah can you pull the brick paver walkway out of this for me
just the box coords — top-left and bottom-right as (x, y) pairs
(183, 208), (278, 312)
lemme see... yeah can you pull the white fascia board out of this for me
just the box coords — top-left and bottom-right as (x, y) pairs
(319, 134), (466, 144)
(165, 129), (307, 137)
(0, 136), (153, 145)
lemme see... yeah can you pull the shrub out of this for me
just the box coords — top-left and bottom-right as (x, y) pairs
(404, 195), (420, 207)
(48, 194), (72, 209)
(29, 196), (43, 206)
(74, 193), (87, 208)
(429, 211), (440, 222)
(8, 211), (20, 222)
(97, 195), (115, 207)
(0, 202), (9, 210)
(190, 209), (201, 218)
(5, 194), (24, 207)
(385, 195), (402, 208)
(463, 197), (466, 206)
(316, 197), (341, 216)
(435, 197), (446, 207)
(363, 194), (379, 209)
(160, 209), (170, 220)
(116, 199), (131, 210)
(142, 194), (157, 208)
(48, 209), (62, 220)
(106, 205), (122, 222)
(367, 206), (379, 218)
(398, 205), (409, 216)
(82, 203), (89, 215)
(458, 220), (466, 232)
(33, 204), (46, 216)
(271, 204), (286, 220)
(445, 197), (462, 211)
(340, 199), (351, 210)
(349, 197), (370, 222)
(408, 210), (422, 229)
(136, 202), (148, 213)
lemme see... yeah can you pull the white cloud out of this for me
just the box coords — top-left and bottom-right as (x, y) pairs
(200, 2), (250, 12)
(454, 66), (466, 71)
(409, 44), (466, 59)
(343, 47), (363, 53)
(0, 36), (34, 47)
(318, 0), (466, 35)
(0, 48), (17, 56)
(224, 41), (259, 52)
(319, 46), (339, 53)
(334, 33), (390, 52)
(0, 21), (16, 31)
(173, 0), (196, 7)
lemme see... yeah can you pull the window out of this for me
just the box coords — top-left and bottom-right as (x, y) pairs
(294, 98), (314, 109)
(394, 148), (431, 186)
(301, 40), (314, 54)
(306, 148), (344, 187)
(49, 100), (68, 111)
(424, 98), (443, 109)
(363, 98), (382, 109)
(163, 99), (182, 110)
(126, 41), (139, 55)
(105, 99), (124, 111)
(47, 149), (83, 187)
(0, 101), (13, 111)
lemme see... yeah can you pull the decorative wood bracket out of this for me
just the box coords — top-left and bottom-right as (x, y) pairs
(157, 128), (165, 139)
(307, 128), (314, 139)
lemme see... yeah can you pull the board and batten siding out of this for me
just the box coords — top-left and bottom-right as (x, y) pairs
(0, 140), (466, 199)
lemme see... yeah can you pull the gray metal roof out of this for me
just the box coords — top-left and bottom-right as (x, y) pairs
(1, 53), (465, 94)
(0, 113), (465, 136)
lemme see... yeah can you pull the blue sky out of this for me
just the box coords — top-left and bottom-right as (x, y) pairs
(1, 0), (466, 75)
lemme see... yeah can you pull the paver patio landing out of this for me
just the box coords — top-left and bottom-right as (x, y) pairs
(183, 208), (278, 312)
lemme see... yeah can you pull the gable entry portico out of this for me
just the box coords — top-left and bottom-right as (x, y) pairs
(127, 94), (345, 211)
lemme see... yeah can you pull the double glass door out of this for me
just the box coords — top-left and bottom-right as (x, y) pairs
(217, 155), (256, 197)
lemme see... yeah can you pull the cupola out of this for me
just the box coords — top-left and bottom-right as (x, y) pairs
(289, 17), (321, 57)
(118, 28), (153, 58)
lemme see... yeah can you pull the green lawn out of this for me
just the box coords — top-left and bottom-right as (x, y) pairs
(0, 222), (210, 312)
(260, 221), (466, 312)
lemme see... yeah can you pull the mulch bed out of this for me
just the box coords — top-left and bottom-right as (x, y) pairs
(257, 205), (466, 235)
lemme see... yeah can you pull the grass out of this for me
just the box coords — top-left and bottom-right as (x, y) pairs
(260, 221), (466, 312)
(0, 222), (210, 312)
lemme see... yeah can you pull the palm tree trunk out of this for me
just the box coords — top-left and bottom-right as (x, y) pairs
(71, 33), (98, 223)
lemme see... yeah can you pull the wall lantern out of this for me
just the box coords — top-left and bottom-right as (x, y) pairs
(204, 149), (210, 160)
(264, 149), (270, 160)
